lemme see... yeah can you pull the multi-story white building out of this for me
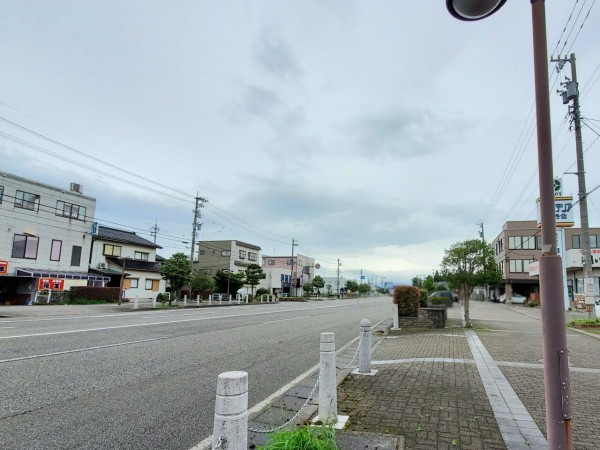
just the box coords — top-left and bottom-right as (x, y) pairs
(90, 225), (165, 301)
(0, 171), (108, 305)
(259, 254), (315, 295)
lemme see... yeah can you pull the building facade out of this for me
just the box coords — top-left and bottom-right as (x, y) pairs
(259, 254), (316, 295)
(0, 171), (108, 304)
(492, 220), (600, 302)
(90, 225), (165, 301)
(194, 239), (261, 275)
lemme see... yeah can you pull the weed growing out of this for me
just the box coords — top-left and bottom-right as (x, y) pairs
(258, 425), (338, 450)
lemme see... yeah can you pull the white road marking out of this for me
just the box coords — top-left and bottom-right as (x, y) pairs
(0, 303), (363, 340)
(261, 316), (310, 324)
(0, 337), (169, 363)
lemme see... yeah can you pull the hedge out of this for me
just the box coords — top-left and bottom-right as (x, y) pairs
(393, 285), (420, 317)
(69, 287), (120, 302)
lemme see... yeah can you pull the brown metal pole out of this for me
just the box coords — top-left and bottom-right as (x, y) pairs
(531, 1), (573, 447)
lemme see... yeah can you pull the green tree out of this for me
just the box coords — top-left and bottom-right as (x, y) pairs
(411, 276), (423, 288)
(326, 283), (332, 296)
(423, 275), (435, 293)
(441, 240), (501, 327)
(245, 264), (266, 295)
(159, 253), (192, 305)
(302, 282), (314, 296)
(190, 270), (215, 297)
(345, 280), (359, 292)
(433, 270), (444, 283)
(214, 270), (246, 295)
(313, 275), (325, 292)
(358, 283), (371, 296)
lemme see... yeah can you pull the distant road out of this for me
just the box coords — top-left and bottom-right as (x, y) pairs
(0, 297), (392, 450)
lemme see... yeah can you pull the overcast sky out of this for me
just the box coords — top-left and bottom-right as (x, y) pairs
(1, 1), (599, 284)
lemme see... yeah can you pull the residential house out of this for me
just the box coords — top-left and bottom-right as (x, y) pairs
(0, 171), (108, 304)
(90, 225), (165, 301)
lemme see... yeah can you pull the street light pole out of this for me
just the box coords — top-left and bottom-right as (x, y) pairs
(446, 1), (573, 447)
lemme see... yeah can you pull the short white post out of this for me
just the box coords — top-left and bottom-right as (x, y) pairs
(229, 294), (232, 304)
(209, 296), (212, 305)
(392, 303), (399, 329)
(196, 295), (200, 306)
(359, 319), (372, 374)
(237, 294), (241, 304)
(47, 289), (52, 304)
(152, 296), (157, 308)
(219, 295), (222, 305)
(245, 295), (248, 304)
(184, 294), (188, 307)
(133, 296), (139, 310)
(318, 332), (338, 424)
(260, 295), (263, 303)
(212, 371), (248, 450)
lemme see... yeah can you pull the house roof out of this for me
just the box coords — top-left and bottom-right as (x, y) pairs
(96, 225), (162, 249)
(106, 257), (162, 272)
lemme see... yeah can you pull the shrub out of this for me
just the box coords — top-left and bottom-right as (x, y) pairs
(259, 425), (337, 450)
(256, 288), (269, 296)
(420, 289), (428, 308)
(528, 299), (540, 307)
(156, 293), (170, 302)
(69, 287), (120, 302)
(429, 296), (449, 305)
(393, 285), (420, 317)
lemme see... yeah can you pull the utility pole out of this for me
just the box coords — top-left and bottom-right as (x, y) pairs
(554, 53), (595, 317)
(360, 268), (363, 285)
(289, 238), (298, 296)
(150, 220), (160, 244)
(337, 259), (342, 297)
(190, 195), (208, 270)
(477, 222), (488, 301)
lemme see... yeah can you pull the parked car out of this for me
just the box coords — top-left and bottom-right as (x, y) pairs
(429, 291), (458, 303)
(498, 293), (528, 304)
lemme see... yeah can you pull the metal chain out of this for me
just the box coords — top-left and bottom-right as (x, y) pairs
(212, 436), (226, 450)
(336, 330), (364, 370)
(248, 361), (328, 434)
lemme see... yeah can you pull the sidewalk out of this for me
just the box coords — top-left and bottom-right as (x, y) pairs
(336, 301), (600, 450)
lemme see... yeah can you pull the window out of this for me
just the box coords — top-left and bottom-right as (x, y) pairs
(15, 190), (39, 211)
(0, 185), (3, 204)
(129, 278), (139, 288)
(56, 201), (87, 220)
(145, 279), (159, 291)
(248, 252), (257, 261)
(221, 250), (231, 256)
(135, 251), (149, 261)
(591, 235), (598, 249)
(12, 234), (39, 259)
(509, 259), (523, 273)
(523, 260), (531, 273)
(522, 236), (535, 249)
(287, 259), (294, 265)
(239, 250), (247, 259)
(71, 245), (82, 266)
(199, 249), (205, 255)
(508, 236), (522, 250)
(536, 235), (542, 249)
(103, 244), (122, 256)
(50, 240), (62, 261)
(268, 259), (275, 265)
(200, 268), (212, 275)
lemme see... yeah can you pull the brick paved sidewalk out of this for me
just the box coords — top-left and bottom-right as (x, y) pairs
(337, 301), (600, 450)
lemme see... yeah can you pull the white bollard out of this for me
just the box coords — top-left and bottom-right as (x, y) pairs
(219, 295), (222, 305)
(212, 371), (248, 450)
(229, 294), (232, 304)
(318, 332), (338, 424)
(392, 303), (399, 329)
(209, 296), (212, 305)
(359, 319), (372, 374)
(152, 296), (157, 308)
(237, 294), (241, 304)
(196, 295), (200, 306)
(184, 294), (188, 307)
(133, 296), (139, 310)
(245, 294), (248, 304)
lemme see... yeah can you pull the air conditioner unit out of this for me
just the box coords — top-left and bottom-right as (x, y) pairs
(70, 182), (83, 194)
(97, 262), (107, 270)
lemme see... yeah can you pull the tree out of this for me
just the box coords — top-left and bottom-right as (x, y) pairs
(214, 270), (246, 295)
(422, 275), (435, 294)
(159, 252), (192, 305)
(190, 271), (215, 297)
(411, 276), (423, 288)
(313, 275), (325, 293)
(245, 264), (266, 295)
(302, 282), (314, 296)
(433, 270), (444, 283)
(441, 239), (501, 327)
(326, 283), (332, 296)
(358, 283), (371, 296)
(345, 280), (359, 292)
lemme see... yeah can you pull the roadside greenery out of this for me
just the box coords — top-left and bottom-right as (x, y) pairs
(566, 318), (600, 327)
(214, 270), (245, 294)
(159, 253), (192, 305)
(313, 275), (325, 293)
(245, 264), (266, 295)
(259, 425), (338, 450)
(61, 297), (109, 305)
(190, 270), (215, 296)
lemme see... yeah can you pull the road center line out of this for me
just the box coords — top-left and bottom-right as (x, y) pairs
(0, 336), (169, 363)
(261, 316), (310, 324)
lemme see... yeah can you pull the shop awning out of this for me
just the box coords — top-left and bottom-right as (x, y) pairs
(15, 268), (110, 282)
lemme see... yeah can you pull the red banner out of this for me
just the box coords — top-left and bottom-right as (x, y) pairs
(0, 260), (7, 274)
(38, 278), (65, 291)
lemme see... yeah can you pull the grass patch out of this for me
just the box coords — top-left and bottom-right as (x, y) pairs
(61, 297), (111, 305)
(258, 425), (338, 450)
(566, 318), (600, 327)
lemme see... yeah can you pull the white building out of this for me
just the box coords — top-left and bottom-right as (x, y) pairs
(259, 254), (316, 295)
(90, 225), (165, 301)
(0, 171), (108, 304)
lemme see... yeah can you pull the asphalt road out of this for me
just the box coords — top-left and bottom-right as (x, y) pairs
(0, 297), (393, 450)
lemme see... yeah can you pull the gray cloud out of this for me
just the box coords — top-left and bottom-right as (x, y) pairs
(255, 29), (303, 81)
(346, 106), (464, 159)
(228, 84), (283, 122)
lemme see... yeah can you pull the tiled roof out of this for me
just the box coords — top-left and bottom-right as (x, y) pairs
(96, 226), (161, 249)
(106, 257), (162, 272)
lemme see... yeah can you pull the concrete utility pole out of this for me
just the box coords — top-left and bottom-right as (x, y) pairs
(150, 220), (160, 244)
(337, 259), (342, 297)
(190, 195), (208, 270)
(478, 222), (488, 301)
(289, 238), (298, 296)
(553, 53), (595, 317)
